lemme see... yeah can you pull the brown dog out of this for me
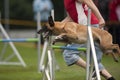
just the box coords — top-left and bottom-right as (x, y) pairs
(38, 16), (120, 62)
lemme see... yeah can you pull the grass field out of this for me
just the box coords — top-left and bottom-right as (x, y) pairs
(0, 43), (120, 80)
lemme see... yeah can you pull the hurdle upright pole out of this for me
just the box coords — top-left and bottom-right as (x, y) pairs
(86, 8), (91, 80)
(40, 9), (55, 80)
(36, 11), (41, 72)
(39, 39), (49, 71)
(86, 8), (101, 80)
(48, 9), (56, 80)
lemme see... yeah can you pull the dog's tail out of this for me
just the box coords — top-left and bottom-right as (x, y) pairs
(48, 16), (54, 27)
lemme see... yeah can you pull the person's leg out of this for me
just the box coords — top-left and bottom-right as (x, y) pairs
(63, 43), (115, 80)
(75, 58), (115, 80)
(75, 58), (86, 69)
(63, 43), (86, 66)
(93, 42), (115, 80)
(75, 42), (115, 80)
(100, 69), (115, 80)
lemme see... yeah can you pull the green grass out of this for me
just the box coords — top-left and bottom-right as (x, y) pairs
(0, 43), (120, 80)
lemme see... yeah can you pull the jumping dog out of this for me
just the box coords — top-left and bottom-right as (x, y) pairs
(38, 16), (120, 62)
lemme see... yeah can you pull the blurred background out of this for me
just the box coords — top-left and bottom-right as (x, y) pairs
(0, 0), (64, 23)
(0, 0), (66, 39)
(0, 0), (120, 80)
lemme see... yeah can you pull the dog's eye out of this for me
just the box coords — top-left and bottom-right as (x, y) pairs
(42, 26), (47, 29)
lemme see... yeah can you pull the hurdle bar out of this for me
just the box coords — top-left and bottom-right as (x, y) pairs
(52, 45), (86, 51)
(0, 38), (39, 42)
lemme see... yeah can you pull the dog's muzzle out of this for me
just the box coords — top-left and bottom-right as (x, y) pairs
(37, 27), (53, 39)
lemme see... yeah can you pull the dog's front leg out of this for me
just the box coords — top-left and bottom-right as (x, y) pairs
(52, 33), (68, 44)
(53, 33), (79, 45)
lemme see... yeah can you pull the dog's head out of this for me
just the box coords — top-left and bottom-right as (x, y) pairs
(37, 16), (55, 39)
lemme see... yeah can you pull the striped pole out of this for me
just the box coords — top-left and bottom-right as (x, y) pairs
(0, 38), (39, 42)
(52, 45), (86, 51)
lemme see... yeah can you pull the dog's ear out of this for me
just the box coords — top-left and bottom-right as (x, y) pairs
(37, 25), (48, 34)
(48, 16), (54, 27)
(37, 29), (43, 34)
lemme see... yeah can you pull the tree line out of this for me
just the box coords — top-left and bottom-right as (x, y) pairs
(0, 0), (65, 21)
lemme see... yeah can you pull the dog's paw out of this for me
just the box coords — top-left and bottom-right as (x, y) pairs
(52, 40), (56, 45)
(55, 35), (63, 40)
(52, 36), (63, 45)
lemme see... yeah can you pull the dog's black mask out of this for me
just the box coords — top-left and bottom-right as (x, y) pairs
(37, 16), (54, 39)
(37, 25), (52, 39)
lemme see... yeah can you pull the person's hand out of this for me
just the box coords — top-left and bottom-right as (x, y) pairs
(99, 18), (105, 29)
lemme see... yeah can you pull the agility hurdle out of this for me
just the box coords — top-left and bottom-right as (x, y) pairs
(44, 45), (87, 80)
(39, 9), (101, 80)
(39, 10), (59, 80)
(0, 23), (26, 67)
(39, 36), (87, 80)
(0, 25), (40, 67)
(40, 32), (101, 80)
(0, 12), (41, 67)
(39, 10), (85, 80)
